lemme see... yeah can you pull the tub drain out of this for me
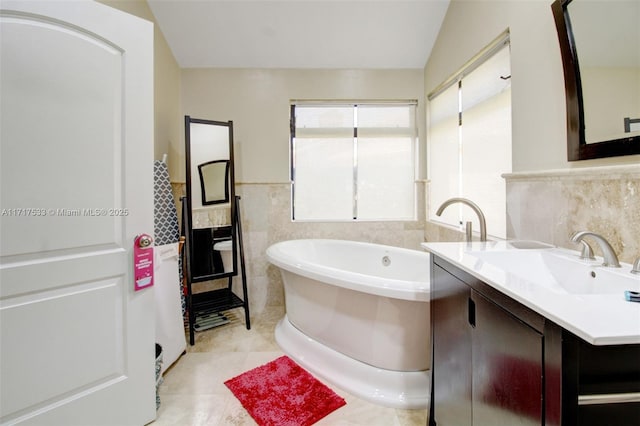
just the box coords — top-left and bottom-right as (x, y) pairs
(382, 255), (391, 266)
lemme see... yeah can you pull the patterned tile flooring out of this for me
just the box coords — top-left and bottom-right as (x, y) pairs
(151, 305), (428, 425)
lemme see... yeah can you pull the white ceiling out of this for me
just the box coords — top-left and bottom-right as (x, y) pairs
(146, 0), (450, 69)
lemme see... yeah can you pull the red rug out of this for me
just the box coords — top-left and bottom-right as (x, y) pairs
(224, 355), (346, 426)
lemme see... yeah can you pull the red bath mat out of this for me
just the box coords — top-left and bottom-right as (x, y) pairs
(224, 355), (346, 426)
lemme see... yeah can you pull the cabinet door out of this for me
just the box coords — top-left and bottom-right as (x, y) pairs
(432, 265), (472, 425)
(471, 290), (543, 426)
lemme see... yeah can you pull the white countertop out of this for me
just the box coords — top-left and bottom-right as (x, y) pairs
(421, 241), (640, 346)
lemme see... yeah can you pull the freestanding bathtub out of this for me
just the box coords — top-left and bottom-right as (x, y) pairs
(266, 239), (431, 409)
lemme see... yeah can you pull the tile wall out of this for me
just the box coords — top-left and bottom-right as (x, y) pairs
(171, 181), (427, 322)
(174, 164), (639, 325)
(504, 164), (639, 264)
(235, 182), (427, 321)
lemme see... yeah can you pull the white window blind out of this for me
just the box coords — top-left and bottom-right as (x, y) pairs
(428, 84), (461, 228)
(428, 32), (512, 239)
(291, 102), (417, 221)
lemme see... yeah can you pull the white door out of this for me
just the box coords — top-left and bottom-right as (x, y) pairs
(0, 1), (155, 425)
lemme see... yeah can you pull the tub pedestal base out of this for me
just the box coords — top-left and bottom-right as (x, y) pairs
(275, 315), (430, 409)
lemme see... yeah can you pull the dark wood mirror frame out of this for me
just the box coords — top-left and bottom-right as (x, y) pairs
(551, 0), (640, 161)
(198, 159), (230, 205)
(184, 116), (236, 282)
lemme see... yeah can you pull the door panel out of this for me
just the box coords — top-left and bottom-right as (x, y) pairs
(1, 12), (123, 257)
(1, 280), (122, 415)
(0, 1), (154, 424)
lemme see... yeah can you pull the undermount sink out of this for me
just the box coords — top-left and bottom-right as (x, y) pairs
(468, 248), (640, 295)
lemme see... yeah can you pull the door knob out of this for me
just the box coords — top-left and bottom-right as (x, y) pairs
(138, 235), (152, 248)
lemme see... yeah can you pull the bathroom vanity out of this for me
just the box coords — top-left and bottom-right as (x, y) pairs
(422, 242), (640, 426)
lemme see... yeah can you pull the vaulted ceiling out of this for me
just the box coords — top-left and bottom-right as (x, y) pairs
(147, 0), (450, 69)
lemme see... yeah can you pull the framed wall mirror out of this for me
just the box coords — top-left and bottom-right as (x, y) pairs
(552, 0), (640, 161)
(184, 116), (236, 281)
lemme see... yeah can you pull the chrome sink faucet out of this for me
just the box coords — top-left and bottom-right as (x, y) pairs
(436, 197), (487, 242)
(570, 231), (621, 268)
(632, 258), (640, 275)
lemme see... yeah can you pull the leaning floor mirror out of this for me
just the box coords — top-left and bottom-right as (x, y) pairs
(183, 116), (250, 345)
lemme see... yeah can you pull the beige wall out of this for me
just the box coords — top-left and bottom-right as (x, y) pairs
(100, 0), (639, 181)
(424, 0), (639, 260)
(424, 0), (640, 173)
(98, 0), (182, 176)
(178, 69), (427, 318)
(178, 68), (426, 183)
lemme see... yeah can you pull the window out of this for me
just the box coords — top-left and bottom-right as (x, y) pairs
(428, 31), (512, 239)
(291, 102), (417, 221)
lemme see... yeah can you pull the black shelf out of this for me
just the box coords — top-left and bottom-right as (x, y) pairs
(192, 288), (245, 314)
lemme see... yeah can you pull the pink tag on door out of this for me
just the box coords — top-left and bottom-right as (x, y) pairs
(134, 234), (154, 291)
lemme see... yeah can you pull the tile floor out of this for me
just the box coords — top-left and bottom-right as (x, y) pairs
(151, 305), (429, 425)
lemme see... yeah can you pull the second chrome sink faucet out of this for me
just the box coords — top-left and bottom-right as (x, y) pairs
(436, 197), (487, 243)
(570, 231), (621, 268)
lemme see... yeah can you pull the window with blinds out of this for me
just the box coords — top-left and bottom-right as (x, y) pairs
(428, 31), (512, 239)
(291, 102), (417, 221)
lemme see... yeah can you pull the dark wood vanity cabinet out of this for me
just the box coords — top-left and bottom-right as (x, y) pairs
(431, 261), (544, 426)
(430, 256), (640, 426)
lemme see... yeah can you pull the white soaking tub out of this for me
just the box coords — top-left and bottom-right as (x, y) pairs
(266, 239), (431, 409)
